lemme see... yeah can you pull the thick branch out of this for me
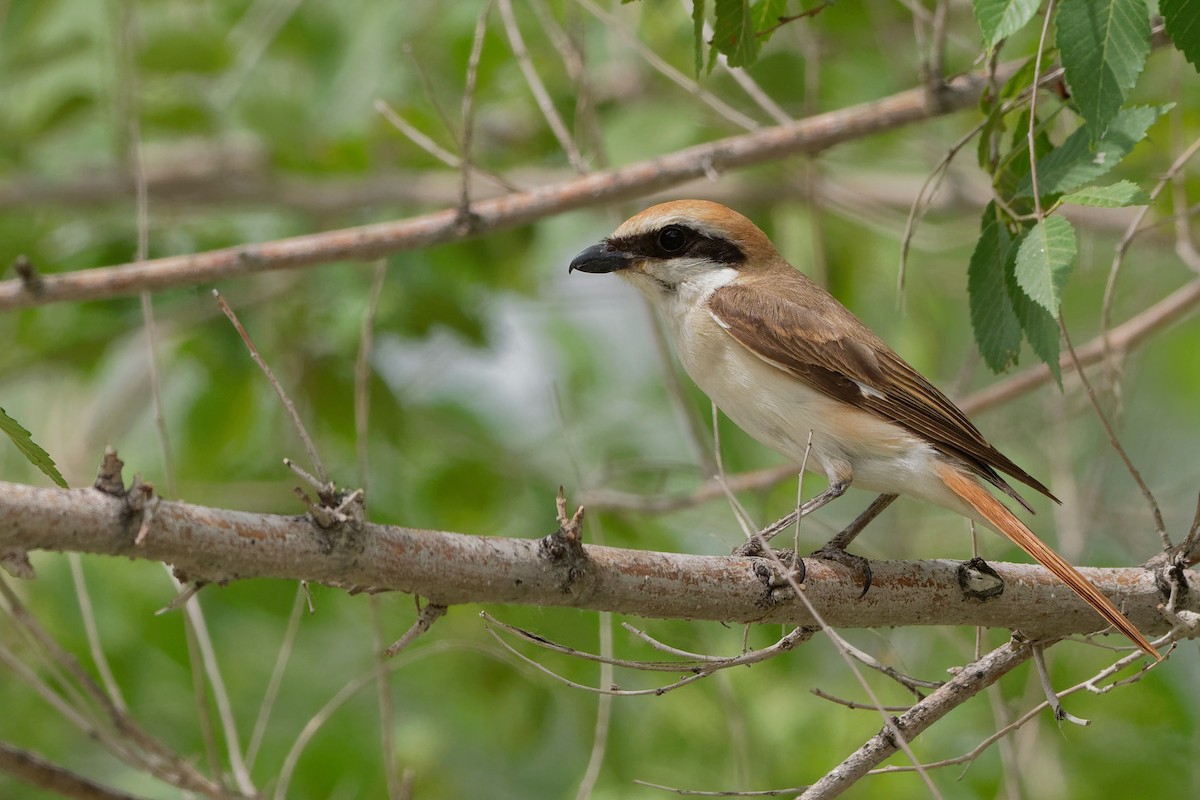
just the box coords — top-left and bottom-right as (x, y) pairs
(0, 482), (1189, 642)
(0, 60), (1023, 311)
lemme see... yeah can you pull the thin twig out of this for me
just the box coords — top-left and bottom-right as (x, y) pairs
(1101, 132), (1200, 337)
(370, 597), (403, 800)
(0, 577), (224, 796)
(499, 0), (588, 173)
(214, 289), (330, 486)
(459, 1), (495, 214)
(273, 640), (481, 800)
(176, 571), (257, 796)
(373, 100), (521, 193)
(355, 262), (388, 493)
(1031, 644), (1087, 725)
(1025, 0), (1055, 219)
(810, 688), (910, 712)
(180, 602), (223, 788)
(1057, 315), (1169, 545)
(384, 601), (447, 657)
(245, 584), (308, 770)
(574, 0), (759, 132)
(67, 555), (128, 713)
(1, 55), (1034, 311)
(0, 741), (150, 800)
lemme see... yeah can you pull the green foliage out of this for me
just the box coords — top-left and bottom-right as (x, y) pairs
(2, 2), (1198, 799)
(1013, 215), (1076, 316)
(968, 203), (1023, 373)
(1060, 180), (1150, 207)
(0, 406), (67, 487)
(1161, 0), (1200, 72)
(1013, 105), (1169, 197)
(1057, 0), (1150, 139)
(973, 0), (1041, 47)
(713, 0), (757, 68)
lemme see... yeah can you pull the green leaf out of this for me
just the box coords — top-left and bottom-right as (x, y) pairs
(1056, 0), (1151, 137)
(752, 0), (790, 42)
(1015, 104), (1170, 197)
(1005, 252), (1064, 386)
(0, 406), (68, 488)
(713, 0), (757, 67)
(1002, 229), (1063, 385)
(1162, 0), (1200, 73)
(973, 0), (1041, 46)
(693, 0), (706, 76)
(1060, 180), (1151, 207)
(994, 108), (1057, 201)
(969, 203), (1024, 372)
(1014, 215), (1077, 316)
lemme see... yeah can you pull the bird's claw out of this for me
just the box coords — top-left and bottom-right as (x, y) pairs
(809, 546), (873, 597)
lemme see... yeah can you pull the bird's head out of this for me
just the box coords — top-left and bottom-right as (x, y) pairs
(568, 200), (782, 301)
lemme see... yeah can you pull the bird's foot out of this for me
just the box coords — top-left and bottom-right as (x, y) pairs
(809, 545), (872, 597)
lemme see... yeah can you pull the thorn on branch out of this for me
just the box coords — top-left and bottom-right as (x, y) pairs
(10, 254), (43, 294)
(957, 557), (1004, 601)
(93, 447), (126, 496)
(293, 482), (366, 555)
(538, 487), (589, 592)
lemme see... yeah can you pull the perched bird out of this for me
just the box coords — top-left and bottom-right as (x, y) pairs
(569, 199), (1158, 659)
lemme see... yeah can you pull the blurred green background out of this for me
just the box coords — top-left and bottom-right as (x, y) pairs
(2, 1), (1198, 797)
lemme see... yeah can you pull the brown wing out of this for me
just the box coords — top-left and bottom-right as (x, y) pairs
(708, 276), (1057, 509)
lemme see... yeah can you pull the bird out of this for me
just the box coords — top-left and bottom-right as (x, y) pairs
(568, 199), (1159, 659)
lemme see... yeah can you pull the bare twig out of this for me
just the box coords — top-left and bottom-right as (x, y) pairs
(384, 601), (447, 657)
(0, 29), (1036, 311)
(499, 0), (588, 173)
(459, 1), (495, 215)
(245, 584), (308, 770)
(273, 640), (478, 800)
(0, 576), (225, 797)
(1102, 133), (1200, 337)
(575, 0), (759, 132)
(370, 597), (403, 800)
(176, 571), (257, 797)
(0, 741), (150, 800)
(214, 289), (329, 487)
(355, 262), (388, 492)
(1058, 316), (1169, 545)
(373, 100), (520, 193)
(1024, 0), (1056, 221)
(67, 555), (128, 713)
(810, 688), (910, 712)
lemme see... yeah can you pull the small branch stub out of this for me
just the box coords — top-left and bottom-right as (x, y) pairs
(958, 557), (1005, 601)
(93, 448), (126, 497)
(539, 488), (589, 592)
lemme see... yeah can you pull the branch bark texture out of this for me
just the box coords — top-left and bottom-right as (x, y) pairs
(0, 481), (1187, 642)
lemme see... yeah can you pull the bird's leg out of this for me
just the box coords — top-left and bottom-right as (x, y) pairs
(810, 492), (898, 596)
(733, 481), (849, 557)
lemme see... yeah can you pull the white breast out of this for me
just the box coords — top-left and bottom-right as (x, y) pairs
(649, 273), (946, 502)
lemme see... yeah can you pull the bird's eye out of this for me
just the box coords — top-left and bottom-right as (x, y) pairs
(657, 225), (688, 253)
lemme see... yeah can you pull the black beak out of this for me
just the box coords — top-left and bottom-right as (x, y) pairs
(568, 242), (631, 274)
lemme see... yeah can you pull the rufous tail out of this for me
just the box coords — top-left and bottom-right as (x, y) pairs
(938, 465), (1160, 660)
